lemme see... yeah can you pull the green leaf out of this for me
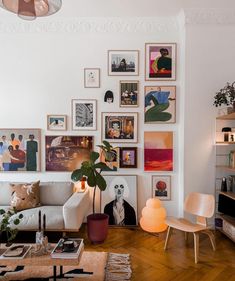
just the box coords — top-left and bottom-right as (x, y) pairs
(90, 151), (100, 163)
(96, 173), (107, 191)
(18, 214), (23, 219)
(87, 172), (96, 187)
(0, 209), (6, 215)
(102, 140), (111, 149)
(71, 169), (83, 182)
(13, 218), (20, 225)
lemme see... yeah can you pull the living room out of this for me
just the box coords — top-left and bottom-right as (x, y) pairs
(0, 0), (235, 280)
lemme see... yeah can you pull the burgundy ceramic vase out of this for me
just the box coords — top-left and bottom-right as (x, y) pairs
(87, 213), (109, 244)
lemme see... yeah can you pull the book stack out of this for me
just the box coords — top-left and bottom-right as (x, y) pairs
(50, 238), (84, 259)
(0, 245), (32, 259)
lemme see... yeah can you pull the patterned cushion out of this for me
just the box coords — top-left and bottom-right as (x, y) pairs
(10, 181), (40, 211)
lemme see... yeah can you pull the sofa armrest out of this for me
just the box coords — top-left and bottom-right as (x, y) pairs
(63, 188), (90, 230)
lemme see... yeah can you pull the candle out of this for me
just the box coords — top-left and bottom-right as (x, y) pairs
(43, 214), (46, 233)
(38, 210), (41, 232)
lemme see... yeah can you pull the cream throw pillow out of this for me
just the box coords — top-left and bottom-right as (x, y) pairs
(10, 181), (40, 211)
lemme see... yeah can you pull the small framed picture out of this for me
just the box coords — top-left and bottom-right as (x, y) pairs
(47, 115), (67, 131)
(84, 68), (100, 88)
(119, 147), (137, 168)
(100, 147), (119, 171)
(152, 175), (171, 200)
(120, 80), (139, 107)
(72, 99), (97, 130)
(145, 43), (176, 81)
(108, 50), (139, 76)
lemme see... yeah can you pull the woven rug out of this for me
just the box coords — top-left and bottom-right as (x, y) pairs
(0, 252), (131, 281)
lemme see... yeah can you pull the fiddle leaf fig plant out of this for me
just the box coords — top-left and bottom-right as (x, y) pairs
(213, 81), (235, 107)
(71, 141), (116, 214)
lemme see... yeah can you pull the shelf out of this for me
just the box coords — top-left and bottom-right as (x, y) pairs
(221, 214), (235, 225)
(216, 165), (235, 171)
(216, 227), (235, 242)
(219, 191), (235, 200)
(216, 112), (235, 120)
(216, 141), (235, 145)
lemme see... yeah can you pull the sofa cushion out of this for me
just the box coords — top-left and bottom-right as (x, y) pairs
(40, 182), (73, 206)
(0, 182), (12, 206)
(10, 181), (40, 211)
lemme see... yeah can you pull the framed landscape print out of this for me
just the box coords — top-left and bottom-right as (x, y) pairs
(145, 86), (176, 123)
(84, 68), (100, 88)
(152, 175), (171, 200)
(119, 147), (137, 168)
(145, 43), (176, 81)
(45, 135), (93, 172)
(144, 131), (173, 171)
(108, 50), (139, 76)
(47, 115), (67, 131)
(120, 80), (139, 107)
(101, 175), (137, 226)
(72, 99), (97, 130)
(0, 128), (41, 172)
(100, 147), (119, 171)
(102, 112), (138, 143)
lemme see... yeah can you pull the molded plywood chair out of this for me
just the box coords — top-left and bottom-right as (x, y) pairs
(164, 192), (216, 263)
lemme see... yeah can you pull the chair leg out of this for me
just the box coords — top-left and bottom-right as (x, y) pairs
(164, 226), (172, 251)
(193, 232), (199, 264)
(202, 230), (216, 251)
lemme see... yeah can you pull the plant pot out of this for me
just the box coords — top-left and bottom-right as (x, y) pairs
(87, 213), (109, 244)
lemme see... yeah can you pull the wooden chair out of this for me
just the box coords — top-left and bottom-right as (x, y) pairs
(164, 192), (216, 263)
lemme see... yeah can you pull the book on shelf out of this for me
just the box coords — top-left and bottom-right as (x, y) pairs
(0, 244), (32, 259)
(51, 238), (84, 259)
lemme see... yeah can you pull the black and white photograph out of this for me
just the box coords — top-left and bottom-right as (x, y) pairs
(72, 99), (97, 130)
(108, 50), (139, 76)
(101, 175), (137, 226)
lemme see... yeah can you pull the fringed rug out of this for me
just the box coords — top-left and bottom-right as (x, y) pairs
(0, 252), (131, 281)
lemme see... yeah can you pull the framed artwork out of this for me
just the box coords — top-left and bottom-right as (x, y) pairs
(120, 80), (139, 107)
(102, 112), (138, 143)
(144, 86), (176, 123)
(152, 175), (171, 200)
(108, 50), (139, 76)
(144, 131), (173, 171)
(145, 43), (176, 81)
(84, 68), (100, 88)
(101, 175), (138, 226)
(119, 147), (137, 168)
(47, 115), (67, 131)
(100, 147), (119, 171)
(0, 129), (41, 172)
(72, 99), (97, 130)
(45, 135), (93, 172)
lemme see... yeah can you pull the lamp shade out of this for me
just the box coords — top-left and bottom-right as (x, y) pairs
(0, 0), (62, 20)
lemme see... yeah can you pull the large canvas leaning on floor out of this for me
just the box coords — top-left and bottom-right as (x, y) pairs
(0, 129), (41, 172)
(101, 175), (137, 226)
(45, 135), (93, 172)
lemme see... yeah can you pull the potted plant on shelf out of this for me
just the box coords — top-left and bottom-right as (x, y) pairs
(214, 81), (235, 110)
(71, 140), (116, 244)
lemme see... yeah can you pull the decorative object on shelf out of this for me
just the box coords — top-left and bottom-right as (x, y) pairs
(152, 175), (171, 200)
(213, 81), (235, 109)
(140, 198), (167, 233)
(84, 68), (100, 88)
(144, 86), (176, 123)
(47, 115), (67, 131)
(221, 177), (227, 192)
(71, 140), (115, 243)
(120, 80), (139, 107)
(228, 175), (235, 192)
(119, 147), (137, 168)
(145, 43), (176, 81)
(108, 50), (139, 76)
(0, 0), (62, 20)
(104, 90), (114, 103)
(222, 127), (231, 142)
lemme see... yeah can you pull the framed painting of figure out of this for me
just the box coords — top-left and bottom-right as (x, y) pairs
(45, 135), (93, 172)
(101, 175), (138, 226)
(47, 115), (67, 131)
(0, 129), (41, 172)
(145, 43), (176, 81)
(84, 68), (100, 88)
(144, 131), (173, 171)
(72, 99), (97, 130)
(152, 175), (171, 200)
(144, 86), (176, 123)
(120, 80), (139, 107)
(119, 147), (137, 168)
(108, 50), (139, 76)
(102, 112), (138, 143)
(100, 147), (119, 171)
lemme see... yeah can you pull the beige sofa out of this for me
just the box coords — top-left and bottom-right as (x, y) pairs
(0, 182), (90, 232)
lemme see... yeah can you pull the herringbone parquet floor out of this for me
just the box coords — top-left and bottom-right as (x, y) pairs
(77, 226), (235, 281)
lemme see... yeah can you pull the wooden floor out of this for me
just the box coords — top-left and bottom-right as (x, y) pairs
(77, 225), (235, 281)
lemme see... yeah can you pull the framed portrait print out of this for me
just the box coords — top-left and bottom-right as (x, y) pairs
(152, 175), (171, 200)
(101, 175), (138, 226)
(72, 99), (97, 130)
(0, 128), (41, 172)
(84, 68), (100, 88)
(145, 43), (176, 81)
(119, 147), (137, 168)
(45, 135), (93, 172)
(144, 131), (173, 171)
(108, 50), (139, 76)
(47, 115), (67, 131)
(100, 147), (119, 171)
(120, 80), (139, 107)
(145, 86), (176, 123)
(102, 112), (138, 143)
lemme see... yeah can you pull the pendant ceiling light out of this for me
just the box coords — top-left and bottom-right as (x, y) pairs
(0, 0), (62, 20)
